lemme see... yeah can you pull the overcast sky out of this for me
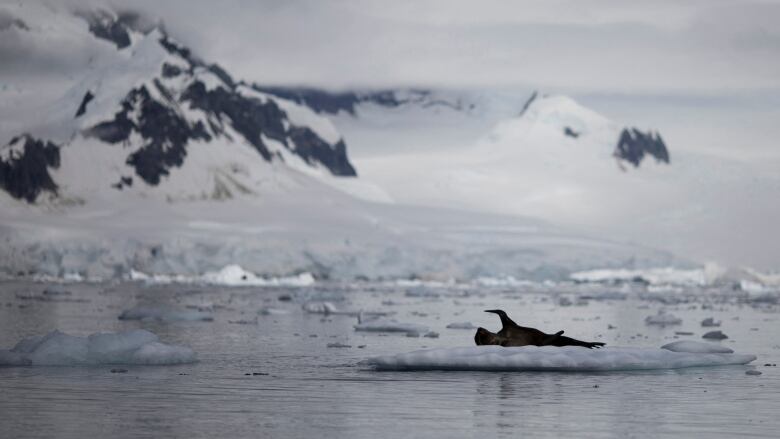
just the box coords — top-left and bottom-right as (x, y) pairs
(4, 0), (780, 158)
(113, 0), (780, 95)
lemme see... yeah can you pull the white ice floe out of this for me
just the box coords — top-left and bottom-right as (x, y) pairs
(118, 306), (213, 322)
(0, 329), (197, 366)
(661, 341), (733, 354)
(645, 310), (682, 326)
(363, 345), (755, 372)
(446, 322), (476, 330)
(354, 318), (429, 334)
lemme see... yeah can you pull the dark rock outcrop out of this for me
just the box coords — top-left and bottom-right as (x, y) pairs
(0, 135), (60, 203)
(288, 127), (356, 176)
(75, 91), (94, 118)
(563, 127), (580, 138)
(614, 128), (670, 167)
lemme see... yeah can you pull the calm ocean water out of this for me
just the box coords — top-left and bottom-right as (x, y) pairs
(1, 280), (778, 438)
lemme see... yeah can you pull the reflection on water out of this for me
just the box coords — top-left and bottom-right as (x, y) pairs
(0, 280), (778, 438)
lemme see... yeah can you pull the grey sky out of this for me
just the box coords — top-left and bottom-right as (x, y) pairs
(115, 0), (780, 94)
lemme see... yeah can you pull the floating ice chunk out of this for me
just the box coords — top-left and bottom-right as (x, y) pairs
(302, 301), (389, 318)
(258, 307), (290, 315)
(327, 342), (352, 348)
(0, 329), (196, 366)
(354, 318), (429, 334)
(746, 370), (762, 375)
(645, 310), (682, 326)
(661, 341), (734, 354)
(424, 332), (440, 338)
(702, 330), (728, 340)
(701, 317), (721, 327)
(446, 322), (476, 330)
(302, 301), (339, 314)
(405, 287), (440, 298)
(118, 306), (213, 322)
(363, 345), (756, 372)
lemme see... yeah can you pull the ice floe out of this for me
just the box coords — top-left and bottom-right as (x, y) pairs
(0, 329), (197, 366)
(118, 306), (213, 322)
(661, 341), (733, 354)
(363, 345), (755, 372)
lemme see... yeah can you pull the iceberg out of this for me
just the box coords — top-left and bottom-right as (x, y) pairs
(362, 345), (755, 372)
(0, 329), (197, 366)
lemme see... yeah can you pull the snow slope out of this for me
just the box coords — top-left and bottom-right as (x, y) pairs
(326, 89), (780, 272)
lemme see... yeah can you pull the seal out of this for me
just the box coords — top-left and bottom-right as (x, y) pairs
(475, 309), (605, 349)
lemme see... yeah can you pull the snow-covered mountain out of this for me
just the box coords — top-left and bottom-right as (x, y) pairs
(2, 3), (775, 284)
(0, 4), (364, 206)
(264, 86), (779, 272)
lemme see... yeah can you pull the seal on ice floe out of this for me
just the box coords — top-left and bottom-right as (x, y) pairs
(475, 309), (605, 349)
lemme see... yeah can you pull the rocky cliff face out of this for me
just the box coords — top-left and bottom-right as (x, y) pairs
(614, 128), (670, 168)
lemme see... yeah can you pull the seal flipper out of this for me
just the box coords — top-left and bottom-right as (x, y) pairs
(540, 330), (565, 346)
(484, 309), (520, 330)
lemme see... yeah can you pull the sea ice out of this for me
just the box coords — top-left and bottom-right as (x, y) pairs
(661, 340), (734, 354)
(118, 306), (213, 322)
(0, 329), (197, 366)
(354, 318), (429, 334)
(258, 307), (290, 315)
(363, 345), (755, 372)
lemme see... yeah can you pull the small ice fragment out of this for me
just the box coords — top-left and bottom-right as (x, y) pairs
(406, 331), (421, 338)
(746, 370), (762, 375)
(661, 341), (734, 354)
(645, 310), (682, 326)
(110, 368), (128, 373)
(424, 332), (440, 338)
(258, 307), (289, 315)
(446, 322), (476, 330)
(118, 306), (213, 322)
(702, 330), (728, 340)
(327, 342), (351, 348)
(701, 317), (721, 327)
(675, 331), (694, 336)
(354, 318), (429, 333)
(302, 301), (338, 314)
(405, 287), (440, 298)
(42, 288), (72, 296)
